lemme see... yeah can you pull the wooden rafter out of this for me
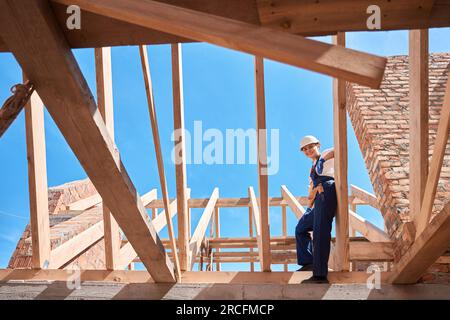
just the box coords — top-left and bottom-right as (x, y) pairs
(281, 185), (306, 219)
(349, 210), (390, 243)
(350, 185), (380, 210)
(0, 0), (175, 282)
(1, 1), (449, 52)
(139, 44), (181, 279)
(188, 188), (219, 269)
(54, 0), (387, 88)
(390, 201), (450, 284)
(24, 78), (50, 269)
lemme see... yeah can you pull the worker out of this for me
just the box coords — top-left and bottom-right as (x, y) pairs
(295, 135), (337, 284)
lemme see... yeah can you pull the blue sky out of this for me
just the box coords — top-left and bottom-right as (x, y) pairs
(1, 28), (449, 271)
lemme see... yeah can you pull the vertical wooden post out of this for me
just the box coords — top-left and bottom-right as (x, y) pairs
(95, 47), (121, 271)
(332, 33), (350, 271)
(214, 207), (220, 271)
(282, 205), (288, 271)
(24, 74), (50, 269)
(171, 43), (190, 271)
(254, 56), (271, 272)
(248, 206), (255, 272)
(409, 29), (429, 237)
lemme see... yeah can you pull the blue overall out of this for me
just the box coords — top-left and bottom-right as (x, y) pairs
(295, 156), (337, 277)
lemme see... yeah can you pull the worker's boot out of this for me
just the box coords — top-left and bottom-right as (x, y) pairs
(301, 275), (329, 284)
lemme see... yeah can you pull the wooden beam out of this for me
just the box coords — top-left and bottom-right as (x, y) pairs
(416, 71), (450, 236)
(95, 46), (121, 270)
(141, 189), (158, 207)
(118, 192), (187, 270)
(248, 204), (255, 272)
(65, 194), (102, 211)
(255, 56), (272, 272)
(391, 201), (450, 284)
(0, 0), (175, 282)
(171, 43), (190, 272)
(333, 32), (350, 271)
(188, 188), (219, 269)
(56, 0), (387, 88)
(349, 242), (394, 261)
(281, 205), (288, 271)
(139, 44), (181, 279)
(49, 221), (104, 269)
(214, 207), (221, 271)
(1, 1), (448, 52)
(349, 210), (390, 242)
(350, 185), (380, 210)
(409, 29), (429, 235)
(281, 185), (306, 219)
(24, 77), (50, 269)
(256, 0), (442, 35)
(248, 186), (267, 271)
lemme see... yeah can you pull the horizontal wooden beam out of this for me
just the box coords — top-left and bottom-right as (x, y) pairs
(0, 0), (175, 282)
(55, 0), (386, 88)
(65, 194), (102, 211)
(0, 269), (393, 285)
(390, 201), (450, 284)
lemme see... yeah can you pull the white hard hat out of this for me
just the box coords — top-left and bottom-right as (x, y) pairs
(300, 135), (320, 150)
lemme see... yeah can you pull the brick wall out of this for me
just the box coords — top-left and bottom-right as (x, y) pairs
(347, 53), (450, 283)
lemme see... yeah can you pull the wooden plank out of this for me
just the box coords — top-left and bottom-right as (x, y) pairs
(49, 221), (104, 269)
(349, 210), (390, 242)
(0, 269), (394, 285)
(65, 194), (102, 211)
(0, 0), (175, 283)
(281, 205), (288, 271)
(188, 188), (219, 269)
(24, 78), (50, 269)
(254, 56), (272, 272)
(281, 185), (306, 219)
(349, 242), (394, 261)
(415, 67), (450, 236)
(56, 0), (387, 88)
(256, 0), (442, 35)
(391, 201), (450, 284)
(171, 43), (190, 272)
(333, 33), (350, 272)
(139, 44), (181, 279)
(248, 205), (255, 272)
(409, 29), (430, 236)
(350, 185), (380, 210)
(95, 46), (121, 270)
(141, 189), (158, 207)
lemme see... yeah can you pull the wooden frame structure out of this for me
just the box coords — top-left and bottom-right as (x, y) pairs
(0, 0), (449, 288)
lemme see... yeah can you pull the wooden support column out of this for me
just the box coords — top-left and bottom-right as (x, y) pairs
(248, 205), (255, 272)
(24, 75), (50, 269)
(254, 56), (271, 272)
(171, 43), (190, 272)
(409, 29), (429, 237)
(214, 207), (220, 271)
(95, 47), (121, 270)
(139, 45), (181, 280)
(0, 1), (175, 282)
(332, 32), (350, 271)
(282, 205), (288, 271)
